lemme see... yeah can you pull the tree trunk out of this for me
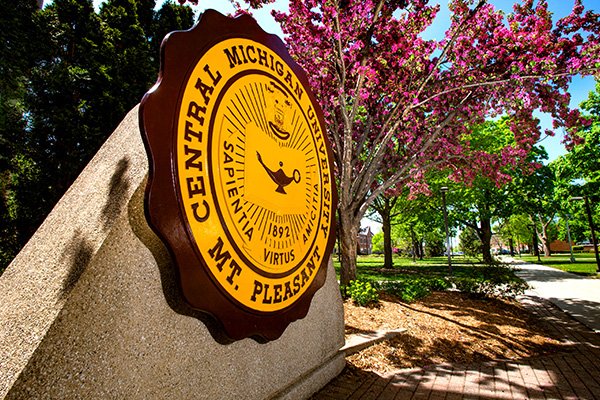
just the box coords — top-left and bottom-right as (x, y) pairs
(532, 228), (540, 260)
(480, 217), (493, 264)
(418, 238), (424, 260)
(410, 225), (417, 262)
(539, 218), (552, 257)
(529, 239), (533, 255)
(508, 238), (515, 256)
(338, 209), (359, 285)
(372, 195), (397, 269)
(540, 231), (551, 256)
(382, 212), (393, 269)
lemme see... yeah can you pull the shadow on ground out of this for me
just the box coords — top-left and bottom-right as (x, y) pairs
(315, 295), (600, 399)
(312, 352), (598, 400)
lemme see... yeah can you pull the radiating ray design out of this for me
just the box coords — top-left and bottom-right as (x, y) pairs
(218, 78), (324, 252)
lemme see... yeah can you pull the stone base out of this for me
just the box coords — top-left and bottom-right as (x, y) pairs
(0, 106), (345, 400)
(275, 352), (345, 400)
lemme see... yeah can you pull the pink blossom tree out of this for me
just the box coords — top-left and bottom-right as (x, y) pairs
(180, 0), (600, 284)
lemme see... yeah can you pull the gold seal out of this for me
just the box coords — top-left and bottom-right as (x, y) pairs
(176, 38), (334, 313)
(141, 10), (336, 340)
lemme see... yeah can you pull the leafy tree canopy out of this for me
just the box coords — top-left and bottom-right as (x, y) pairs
(0, 0), (194, 273)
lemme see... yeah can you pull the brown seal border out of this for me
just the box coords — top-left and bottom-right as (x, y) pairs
(139, 9), (337, 342)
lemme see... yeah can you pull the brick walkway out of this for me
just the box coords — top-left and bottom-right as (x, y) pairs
(312, 296), (600, 400)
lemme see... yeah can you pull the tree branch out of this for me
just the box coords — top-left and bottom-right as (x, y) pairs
(414, 0), (486, 101)
(355, 91), (473, 215)
(379, 0), (486, 141)
(410, 67), (600, 110)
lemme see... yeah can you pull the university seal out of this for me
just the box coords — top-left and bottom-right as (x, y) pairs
(139, 10), (336, 341)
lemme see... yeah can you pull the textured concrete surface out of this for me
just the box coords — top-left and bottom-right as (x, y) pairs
(341, 329), (407, 356)
(0, 106), (345, 399)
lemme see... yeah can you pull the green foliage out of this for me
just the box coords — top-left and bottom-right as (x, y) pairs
(497, 214), (532, 249)
(508, 146), (554, 217)
(335, 255), (529, 303)
(383, 186), (449, 260)
(341, 280), (379, 306)
(552, 82), (600, 244)
(371, 231), (384, 253)
(378, 277), (450, 303)
(459, 226), (482, 257)
(451, 265), (529, 299)
(152, 1), (194, 58)
(424, 233), (445, 257)
(0, 0), (195, 274)
(0, 172), (17, 272)
(570, 82), (600, 196)
(448, 119), (552, 264)
(465, 118), (514, 153)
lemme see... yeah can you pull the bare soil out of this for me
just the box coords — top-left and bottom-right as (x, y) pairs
(344, 291), (567, 374)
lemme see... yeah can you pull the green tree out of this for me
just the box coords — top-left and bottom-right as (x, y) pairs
(552, 156), (588, 243)
(450, 181), (504, 264)
(12, 0), (107, 247)
(450, 119), (520, 264)
(388, 189), (447, 262)
(553, 81), (600, 244)
(570, 82), (600, 198)
(0, 0), (194, 274)
(0, 0), (43, 167)
(423, 228), (445, 257)
(0, 0), (46, 269)
(371, 231), (384, 254)
(151, 0), (194, 58)
(508, 147), (557, 256)
(497, 214), (533, 255)
(459, 226), (481, 258)
(99, 0), (155, 125)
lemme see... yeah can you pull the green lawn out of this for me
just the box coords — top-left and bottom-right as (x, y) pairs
(333, 254), (529, 302)
(333, 254), (489, 281)
(517, 253), (599, 277)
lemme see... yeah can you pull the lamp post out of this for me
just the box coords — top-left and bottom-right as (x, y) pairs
(441, 186), (452, 274)
(531, 223), (541, 263)
(570, 196), (600, 273)
(565, 214), (575, 263)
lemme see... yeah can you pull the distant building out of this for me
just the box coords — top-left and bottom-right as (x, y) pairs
(357, 227), (373, 255)
(549, 240), (573, 253)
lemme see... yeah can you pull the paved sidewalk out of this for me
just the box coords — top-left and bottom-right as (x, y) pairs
(506, 257), (600, 333)
(312, 260), (600, 399)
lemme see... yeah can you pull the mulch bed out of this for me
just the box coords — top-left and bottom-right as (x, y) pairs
(344, 291), (568, 374)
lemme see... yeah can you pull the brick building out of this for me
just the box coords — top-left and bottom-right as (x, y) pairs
(357, 227), (374, 255)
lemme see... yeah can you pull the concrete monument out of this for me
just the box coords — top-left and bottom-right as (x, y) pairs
(0, 10), (344, 400)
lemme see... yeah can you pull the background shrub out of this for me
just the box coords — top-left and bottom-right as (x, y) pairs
(342, 280), (380, 306)
(450, 265), (529, 298)
(378, 277), (451, 303)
